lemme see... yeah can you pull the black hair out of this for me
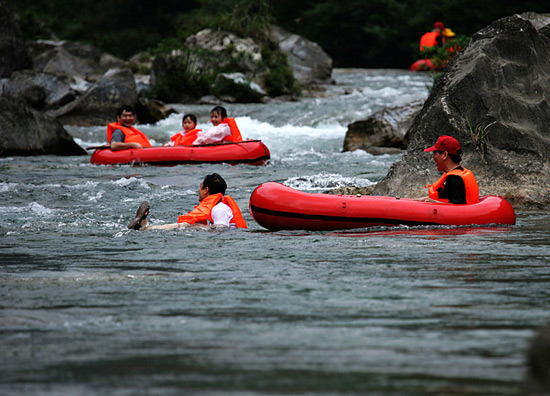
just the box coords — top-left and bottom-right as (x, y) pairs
(435, 149), (462, 163)
(117, 105), (135, 117)
(202, 173), (227, 195)
(182, 113), (197, 124)
(210, 106), (227, 119)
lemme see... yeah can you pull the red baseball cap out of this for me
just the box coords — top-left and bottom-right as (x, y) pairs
(424, 135), (461, 155)
(433, 21), (445, 30)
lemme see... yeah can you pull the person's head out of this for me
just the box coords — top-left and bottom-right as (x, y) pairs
(210, 106), (227, 126)
(182, 113), (197, 132)
(433, 21), (445, 33)
(116, 105), (136, 127)
(198, 173), (227, 201)
(424, 135), (462, 171)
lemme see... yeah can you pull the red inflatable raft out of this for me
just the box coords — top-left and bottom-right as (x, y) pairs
(90, 140), (270, 166)
(410, 59), (435, 71)
(249, 182), (516, 231)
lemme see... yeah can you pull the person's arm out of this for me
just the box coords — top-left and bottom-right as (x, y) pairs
(193, 124), (231, 145)
(109, 129), (143, 151)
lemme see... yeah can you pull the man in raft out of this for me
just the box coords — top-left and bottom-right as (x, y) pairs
(419, 21), (445, 52)
(127, 173), (247, 230)
(107, 105), (152, 151)
(419, 135), (479, 204)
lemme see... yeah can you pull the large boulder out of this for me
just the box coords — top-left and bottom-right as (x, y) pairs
(28, 40), (125, 82)
(0, 1), (31, 77)
(373, 15), (550, 209)
(270, 25), (333, 86)
(48, 67), (138, 126)
(0, 97), (85, 156)
(343, 100), (423, 154)
(1, 70), (76, 110)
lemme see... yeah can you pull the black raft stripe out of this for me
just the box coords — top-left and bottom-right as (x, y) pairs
(250, 204), (440, 226)
(119, 155), (270, 166)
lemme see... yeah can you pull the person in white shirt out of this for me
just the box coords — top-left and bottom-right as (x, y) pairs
(127, 173), (247, 231)
(193, 106), (232, 145)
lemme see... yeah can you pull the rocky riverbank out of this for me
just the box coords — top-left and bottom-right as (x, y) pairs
(0, 0), (332, 156)
(335, 13), (550, 209)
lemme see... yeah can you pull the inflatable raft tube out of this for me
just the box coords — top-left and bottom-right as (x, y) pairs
(249, 182), (516, 231)
(410, 59), (435, 71)
(90, 140), (270, 166)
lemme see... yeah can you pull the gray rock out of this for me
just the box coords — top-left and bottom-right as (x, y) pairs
(0, 96), (85, 156)
(343, 100), (423, 154)
(213, 72), (266, 103)
(373, 15), (550, 209)
(517, 12), (550, 30)
(271, 25), (333, 86)
(0, 1), (31, 77)
(135, 98), (177, 125)
(49, 68), (138, 126)
(1, 70), (76, 110)
(28, 40), (125, 82)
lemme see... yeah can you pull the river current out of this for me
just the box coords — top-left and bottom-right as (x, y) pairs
(1, 69), (549, 395)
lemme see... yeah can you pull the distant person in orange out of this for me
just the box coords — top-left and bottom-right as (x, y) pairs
(164, 113), (202, 146)
(419, 21), (445, 52)
(107, 105), (151, 151)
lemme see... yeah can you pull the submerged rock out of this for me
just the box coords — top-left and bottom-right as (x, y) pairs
(0, 97), (85, 157)
(373, 15), (550, 209)
(521, 322), (550, 396)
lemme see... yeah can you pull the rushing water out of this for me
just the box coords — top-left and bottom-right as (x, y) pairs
(1, 69), (549, 396)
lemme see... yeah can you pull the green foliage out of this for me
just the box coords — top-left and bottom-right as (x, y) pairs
(465, 118), (496, 163)
(7, 0), (550, 70)
(260, 43), (300, 97)
(217, 0), (274, 41)
(420, 35), (470, 70)
(150, 49), (217, 103)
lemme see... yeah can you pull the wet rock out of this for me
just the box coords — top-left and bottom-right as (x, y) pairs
(1, 70), (76, 110)
(373, 15), (550, 209)
(0, 97), (85, 157)
(343, 100), (423, 154)
(0, 1), (31, 77)
(271, 25), (333, 86)
(521, 323), (550, 396)
(49, 68), (138, 126)
(213, 72), (266, 103)
(135, 98), (177, 125)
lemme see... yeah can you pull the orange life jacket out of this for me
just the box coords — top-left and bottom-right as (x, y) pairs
(426, 167), (479, 204)
(221, 117), (243, 142)
(177, 193), (247, 228)
(107, 122), (152, 148)
(419, 32), (441, 51)
(170, 129), (202, 146)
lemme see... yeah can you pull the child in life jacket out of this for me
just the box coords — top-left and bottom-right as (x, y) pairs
(192, 106), (243, 145)
(164, 114), (202, 146)
(127, 173), (247, 231)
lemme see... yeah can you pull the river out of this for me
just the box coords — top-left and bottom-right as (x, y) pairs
(1, 68), (549, 396)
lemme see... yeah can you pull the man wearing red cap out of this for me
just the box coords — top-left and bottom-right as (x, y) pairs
(420, 135), (479, 204)
(419, 21), (445, 52)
